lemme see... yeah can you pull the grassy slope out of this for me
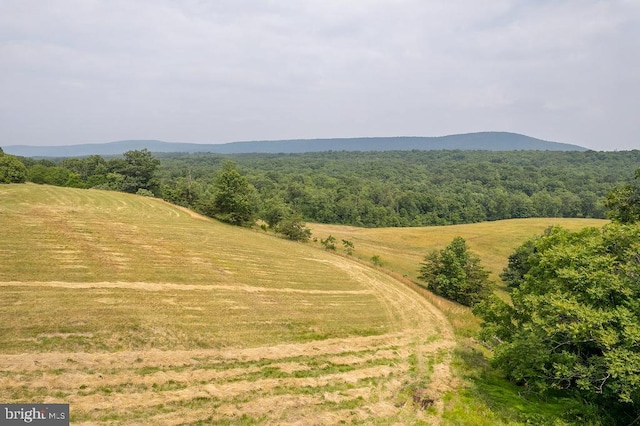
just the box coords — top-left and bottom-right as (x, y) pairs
(309, 218), (611, 424)
(0, 184), (454, 425)
(0, 184), (610, 425)
(308, 218), (609, 283)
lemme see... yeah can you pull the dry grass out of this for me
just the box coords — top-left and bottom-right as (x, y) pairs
(0, 184), (456, 424)
(308, 217), (608, 283)
(308, 217), (610, 424)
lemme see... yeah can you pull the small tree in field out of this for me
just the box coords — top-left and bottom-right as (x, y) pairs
(275, 213), (312, 242)
(370, 255), (383, 267)
(418, 236), (492, 307)
(342, 239), (354, 255)
(321, 235), (337, 251)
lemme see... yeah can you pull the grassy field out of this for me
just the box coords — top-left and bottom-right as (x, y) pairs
(0, 184), (455, 424)
(308, 218), (610, 424)
(308, 218), (608, 284)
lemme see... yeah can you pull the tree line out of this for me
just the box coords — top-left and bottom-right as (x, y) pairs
(155, 150), (639, 227)
(2, 148), (640, 230)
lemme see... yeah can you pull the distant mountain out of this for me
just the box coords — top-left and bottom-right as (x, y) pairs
(3, 132), (587, 157)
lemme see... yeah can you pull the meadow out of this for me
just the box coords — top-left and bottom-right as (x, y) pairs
(309, 218), (611, 424)
(0, 184), (609, 424)
(308, 218), (608, 284)
(1, 184), (454, 424)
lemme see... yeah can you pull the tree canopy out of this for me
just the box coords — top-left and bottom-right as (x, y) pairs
(418, 236), (492, 307)
(605, 167), (640, 224)
(11, 149), (640, 230)
(202, 161), (258, 226)
(476, 224), (640, 421)
(0, 151), (27, 183)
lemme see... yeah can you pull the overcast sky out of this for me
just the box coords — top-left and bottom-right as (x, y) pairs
(1, 1), (638, 150)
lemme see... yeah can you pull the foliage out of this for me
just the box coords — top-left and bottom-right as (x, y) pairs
(418, 236), (492, 307)
(605, 168), (640, 224)
(321, 235), (337, 251)
(500, 228), (557, 289)
(475, 224), (640, 421)
(155, 150), (640, 228)
(204, 161), (258, 226)
(262, 199), (291, 228)
(108, 149), (161, 193)
(370, 255), (383, 267)
(136, 188), (154, 197)
(13, 149), (640, 229)
(342, 239), (354, 255)
(0, 152), (27, 183)
(21, 150), (159, 194)
(274, 213), (312, 241)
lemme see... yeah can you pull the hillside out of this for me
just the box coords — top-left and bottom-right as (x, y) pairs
(308, 218), (609, 283)
(0, 184), (454, 424)
(3, 131), (587, 157)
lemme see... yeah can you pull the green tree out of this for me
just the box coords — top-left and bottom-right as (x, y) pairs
(274, 213), (312, 241)
(476, 224), (640, 420)
(605, 168), (640, 223)
(499, 229), (557, 290)
(418, 236), (492, 306)
(263, 199), (291, 228)
(106, 149), (160, 193)
(62, 155), (108, 184)
(207, 162), (258, 226)
(26, 164), (74, 186)
(0, 152), (27, 183)
(122, 149), (161, 193)
(320, 235), (337, 251)
(342, 239), (354, 255)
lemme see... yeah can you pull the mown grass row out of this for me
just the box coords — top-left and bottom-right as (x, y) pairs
(1, 184), (448, 424)
(1, 338), (434, 424)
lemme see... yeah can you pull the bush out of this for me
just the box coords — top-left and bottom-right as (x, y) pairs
(370, 255), (383, 267)
(136, 188), (155, 197)
(321, 235), (337, 250)
(476, 224), (640, 421)
(0, 153), (27, 183)
(418, 236), (492, 307)
(274, 214), (312, 242)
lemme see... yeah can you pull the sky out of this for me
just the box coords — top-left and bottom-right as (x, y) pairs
(1, 0), (638, 151)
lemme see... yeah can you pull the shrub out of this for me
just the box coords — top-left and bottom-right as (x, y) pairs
(418, 236), (492, 307)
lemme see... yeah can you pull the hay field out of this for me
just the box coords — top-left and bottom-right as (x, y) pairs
(0, 185), (454, 424)
(308, 217), (609, 282)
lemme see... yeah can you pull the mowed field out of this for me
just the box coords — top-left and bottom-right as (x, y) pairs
(308, 217), (609, 283)
(308, 218), (608, 339)
(0, 185), (454, 425)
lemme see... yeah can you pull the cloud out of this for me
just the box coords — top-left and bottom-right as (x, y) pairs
(0, 0), (638, 149)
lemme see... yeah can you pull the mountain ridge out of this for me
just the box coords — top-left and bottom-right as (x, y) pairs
(3, 131), (587, 157)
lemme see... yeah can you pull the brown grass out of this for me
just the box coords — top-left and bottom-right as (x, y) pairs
(308, 218), (608, 282)
(0, 184), (456, 424)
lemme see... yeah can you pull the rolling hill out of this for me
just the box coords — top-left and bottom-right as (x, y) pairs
(3, 131), (587, 157)
(0, 184), (454, 424)
(0, 184), (608, 424)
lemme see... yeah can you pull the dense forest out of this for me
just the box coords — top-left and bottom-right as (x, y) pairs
(6, 149), (640, 227)
(156, 150), (639, 227)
